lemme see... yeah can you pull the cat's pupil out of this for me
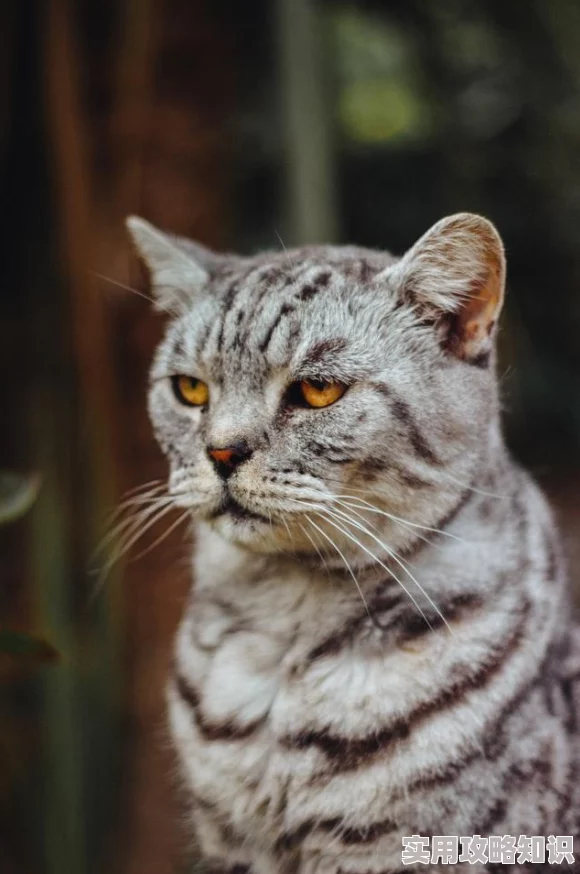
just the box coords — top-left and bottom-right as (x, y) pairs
(309, 379), (327, 391)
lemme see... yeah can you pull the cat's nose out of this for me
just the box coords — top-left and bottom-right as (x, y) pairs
(207, 441), (253, 479)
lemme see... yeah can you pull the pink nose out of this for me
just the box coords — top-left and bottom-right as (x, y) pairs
(207, 441), (253, 478)
(208, 447), (235, 465)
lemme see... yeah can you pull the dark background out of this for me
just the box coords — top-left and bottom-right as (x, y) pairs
(2, 1), (580, 872)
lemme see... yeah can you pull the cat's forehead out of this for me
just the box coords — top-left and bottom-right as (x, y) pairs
(156, 244), (404, 386)
(210, 244), (395, 295)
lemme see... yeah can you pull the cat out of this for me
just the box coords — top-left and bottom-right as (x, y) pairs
(126, 212), (580, 873)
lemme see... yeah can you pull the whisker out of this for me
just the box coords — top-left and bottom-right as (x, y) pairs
(103, 483), (168, 526)
(329, 497), (441, 550)
(281, 514), (293, 544)
(323, 471), (507, 501)
(439, 472), (508, 499)
(274, 229), (292, 269)
(129, 509), (191, 562)
(104, 493), (169, 527)
(96, 501), (177, 585)
(329, 495), (467, 543)
(313, 504), (453, 636)
(305, 515), (375, 624)
(122, 478), (164, 497)
(96, 496), (174, 559)
(298, 521), (331, 578)
(309, 508), (433, 633)
(93, 271), (156, 304)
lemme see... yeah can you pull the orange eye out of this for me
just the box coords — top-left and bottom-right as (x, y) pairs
(172, 375), (209, 407)
(300, 379), (346, 408)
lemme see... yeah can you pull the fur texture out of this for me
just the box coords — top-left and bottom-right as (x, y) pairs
(127, 213), (580, 873)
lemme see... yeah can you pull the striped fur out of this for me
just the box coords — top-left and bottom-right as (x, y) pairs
(127, 214), (580, 873)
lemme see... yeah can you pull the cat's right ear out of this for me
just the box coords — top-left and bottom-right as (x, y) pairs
(125, 216), (209, 313)
(382, 213), (506, 365)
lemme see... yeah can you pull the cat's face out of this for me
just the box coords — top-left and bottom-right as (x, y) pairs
(128, 214), (505, 557)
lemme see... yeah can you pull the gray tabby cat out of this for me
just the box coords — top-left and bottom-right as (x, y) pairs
(126, 213), (580, 873)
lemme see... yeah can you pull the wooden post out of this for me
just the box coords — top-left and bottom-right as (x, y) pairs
(275, 0), (339, 245)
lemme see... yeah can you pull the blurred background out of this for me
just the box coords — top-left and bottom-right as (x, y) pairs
(2, 1), (580, 872)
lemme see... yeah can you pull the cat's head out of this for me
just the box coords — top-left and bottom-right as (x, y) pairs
(127, 214), (505, 558)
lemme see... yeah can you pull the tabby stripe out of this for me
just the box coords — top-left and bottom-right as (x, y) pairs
(306, 583), (479, 666)
(359, 259), (374, 282)
(174, 673), (263, 741)
(374, 384), (440, 465)
(240, 281), (276, 346)
(196, 317), (214, 358)
(386, 674), (542, 800)
(249, 263), (310, 351)
(314, 270), (331, 287)
(283, 600), (531, 770)
(258, 302), (295, 353)
(206, 863), (250, 874)
(359, 455), (433, 489)
(561, 675), (578, 733)
(478, 742), (554, 836)
(432, 486), (471, 534)
(171, 334), (185, 358)
(218, 263), (269, 352)
(306, 583), (402, 662)
(407, 677), (549, 816)
(390, 592), (482, 641)
(297, 283), (318, 301)
(216, 278), (243, 353)
(302, 338), (348, 365)
(544, 531), (559, 584)
(275, 815), (396, 854)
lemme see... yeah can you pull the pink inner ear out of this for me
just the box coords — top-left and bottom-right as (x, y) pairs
(446, 250), (504, 362)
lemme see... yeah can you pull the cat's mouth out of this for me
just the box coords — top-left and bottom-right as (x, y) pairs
(211, 495), (270, 524)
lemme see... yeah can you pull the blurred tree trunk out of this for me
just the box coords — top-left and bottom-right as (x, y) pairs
(0, 0), (234, 872)
(97, 3), (235, 873)
(275, 0), (338, 244)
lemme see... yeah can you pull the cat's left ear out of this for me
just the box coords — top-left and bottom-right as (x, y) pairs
(125, 216), (209, 313)
(384, 213), (506, 364)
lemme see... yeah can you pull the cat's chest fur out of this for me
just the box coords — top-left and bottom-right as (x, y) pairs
(167, 509), (571, 873)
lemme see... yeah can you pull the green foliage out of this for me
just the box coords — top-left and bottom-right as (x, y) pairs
(0, 470), (58, 664)
(0, 629), (59, 662)
(0, 471), (40, 525)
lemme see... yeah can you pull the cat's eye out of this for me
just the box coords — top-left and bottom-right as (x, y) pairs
(171, 375), (209, 407)
(298, 379), (346, 408)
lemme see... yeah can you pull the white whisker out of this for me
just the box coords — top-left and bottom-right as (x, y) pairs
(103, 482), (168, 526)
(312, 504), (453, 636)
(129, 509), (191, 562)
(298, 521), (331, 577)
(96, 496), (174, 559)
(93, 271), (156, 304)
(305, 515), (374, 623)
(96, 501), (177, 586)
(330, 495), (467, 543)
(309, 508), (433, 633)
(329, 497), (441, 550)
(440, 472), (508, 499)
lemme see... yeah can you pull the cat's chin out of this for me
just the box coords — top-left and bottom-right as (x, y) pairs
(207, 503), (310, 555)
(209, 514), (278, 552)
(205, 497), (272, 547)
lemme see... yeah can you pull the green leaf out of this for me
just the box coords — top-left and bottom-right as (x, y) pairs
(0, 629), (59, 662)
(0, 471), (41, 524)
